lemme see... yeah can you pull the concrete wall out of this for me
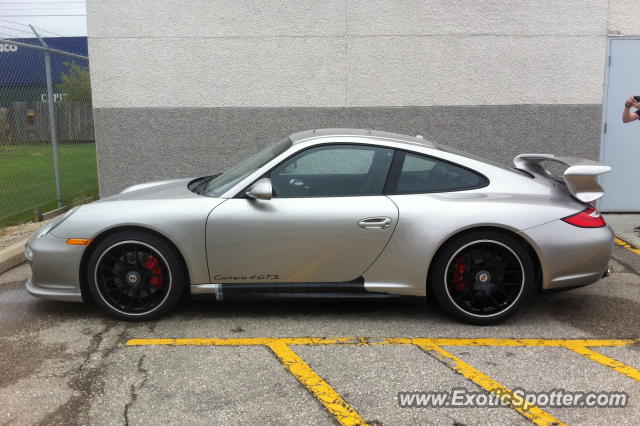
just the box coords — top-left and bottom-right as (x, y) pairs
(87, 0), (640, 195)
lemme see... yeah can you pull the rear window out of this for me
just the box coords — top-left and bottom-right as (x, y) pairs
(386, 151), (487, 194)
(437, 145), (533, 178)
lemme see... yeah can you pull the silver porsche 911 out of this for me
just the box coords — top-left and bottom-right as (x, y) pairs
(25, 129), (614, 324)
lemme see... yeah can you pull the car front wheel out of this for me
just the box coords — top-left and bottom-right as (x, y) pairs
(87, 230), (186, 321)
(429, 231), (535, 325)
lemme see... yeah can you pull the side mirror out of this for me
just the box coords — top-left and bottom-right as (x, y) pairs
(246, 178), (272, 200)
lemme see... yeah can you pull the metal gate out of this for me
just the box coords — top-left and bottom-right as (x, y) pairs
(600, 37), (640, 212)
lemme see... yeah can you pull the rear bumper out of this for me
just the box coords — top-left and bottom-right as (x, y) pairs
(519, 220), (613, 291)
(25, 233), (85, 302)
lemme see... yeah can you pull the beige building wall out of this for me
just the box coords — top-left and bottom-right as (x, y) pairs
(87, 0), (640, 194)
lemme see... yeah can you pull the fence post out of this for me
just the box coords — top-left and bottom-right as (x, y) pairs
(31, 25), (63, 209)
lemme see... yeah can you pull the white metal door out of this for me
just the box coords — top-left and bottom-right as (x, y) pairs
(600, 37), (640, 212)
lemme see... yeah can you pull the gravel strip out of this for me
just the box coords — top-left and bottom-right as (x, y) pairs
(0, 222), (46, 251)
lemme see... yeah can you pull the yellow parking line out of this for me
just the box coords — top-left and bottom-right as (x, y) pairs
(408, 338), (637, 348)
(126, 337), (638, 348)
(564, 343), (640, 383)
(125, 336), (639, 426)
(127, 337), (279, 346)
(267, 341), (367, 426)
(417, 343), (566, 426)
(615, 237), (640, 256)
(126, 337), (365, 346)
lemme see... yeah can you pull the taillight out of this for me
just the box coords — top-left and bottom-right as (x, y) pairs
(562, 206), (606, 228)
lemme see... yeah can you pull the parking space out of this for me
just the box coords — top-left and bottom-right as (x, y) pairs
(124, 337), (639, 426)
(1, 242), (639, 425)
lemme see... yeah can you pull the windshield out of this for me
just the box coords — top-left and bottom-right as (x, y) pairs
(204, 137), (292, 197)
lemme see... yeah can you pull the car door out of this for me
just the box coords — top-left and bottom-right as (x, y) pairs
(206, 144), (399, 283)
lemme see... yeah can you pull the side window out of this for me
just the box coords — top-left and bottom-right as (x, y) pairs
(389, 151), (486, 194)
(269, 145), (393, 197)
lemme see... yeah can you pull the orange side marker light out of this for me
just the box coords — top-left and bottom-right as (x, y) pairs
(66, 238), (92, 246)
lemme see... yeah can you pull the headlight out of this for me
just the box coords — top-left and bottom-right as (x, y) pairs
(35, 206), (80, 239)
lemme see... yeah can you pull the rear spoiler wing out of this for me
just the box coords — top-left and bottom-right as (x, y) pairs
(513, 154), (611, 203)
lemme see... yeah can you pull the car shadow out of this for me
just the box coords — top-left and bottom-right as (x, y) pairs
(174, 293), (441, 321)
(532, 291), (640, 338)
(4, 279), (639, 337)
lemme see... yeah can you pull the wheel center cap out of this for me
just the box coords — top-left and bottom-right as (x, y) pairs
(126, 271), (141, 285)
(476, 270), (491, 283)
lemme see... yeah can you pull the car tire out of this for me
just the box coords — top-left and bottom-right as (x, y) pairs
(87, 230), (186, 321)
(429, 230), (535, 325)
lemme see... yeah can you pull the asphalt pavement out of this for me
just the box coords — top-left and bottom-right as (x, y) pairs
(0, 241), (639, 425)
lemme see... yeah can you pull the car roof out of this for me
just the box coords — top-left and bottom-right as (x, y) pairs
(289, 128), (437, 149)
(287, 128), (536, 180)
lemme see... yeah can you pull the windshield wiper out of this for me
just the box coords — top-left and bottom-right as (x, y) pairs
(194, 173), (222, 195)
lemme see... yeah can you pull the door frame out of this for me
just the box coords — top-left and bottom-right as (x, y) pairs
(598, 35), (640, 211)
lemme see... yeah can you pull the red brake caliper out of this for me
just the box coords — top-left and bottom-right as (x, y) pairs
(452, 256), (467, 292)
(143, 255), (164, 287)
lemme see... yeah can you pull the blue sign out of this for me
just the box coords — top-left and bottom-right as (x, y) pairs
(0, 37), (88, 86)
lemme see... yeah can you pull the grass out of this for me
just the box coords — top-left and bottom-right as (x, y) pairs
(0, 142), (98, 227)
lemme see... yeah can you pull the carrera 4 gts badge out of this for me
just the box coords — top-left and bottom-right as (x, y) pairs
(213, 274), (280, 281)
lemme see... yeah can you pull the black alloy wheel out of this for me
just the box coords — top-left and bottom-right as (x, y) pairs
(87, 231), (186, 321)
(445, 240), (524, 316)
(430, 231), (535, 325)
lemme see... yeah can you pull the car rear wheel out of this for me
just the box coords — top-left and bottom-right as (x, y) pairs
(429, 231), (535, 325)
(87, 230), (186, 321)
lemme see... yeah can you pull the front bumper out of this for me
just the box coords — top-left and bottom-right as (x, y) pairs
(25, 233), (85, 302)
(26, 278), (82, 302)
(519, 220), (614, 291)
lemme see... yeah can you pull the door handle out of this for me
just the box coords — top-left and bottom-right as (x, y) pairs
(357, 217), (392, 230)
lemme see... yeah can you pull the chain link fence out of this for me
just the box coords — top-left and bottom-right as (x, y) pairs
(0, 33), (97, 228)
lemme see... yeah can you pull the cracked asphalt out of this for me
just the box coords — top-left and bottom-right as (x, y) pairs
(0, 243), (639, 425)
